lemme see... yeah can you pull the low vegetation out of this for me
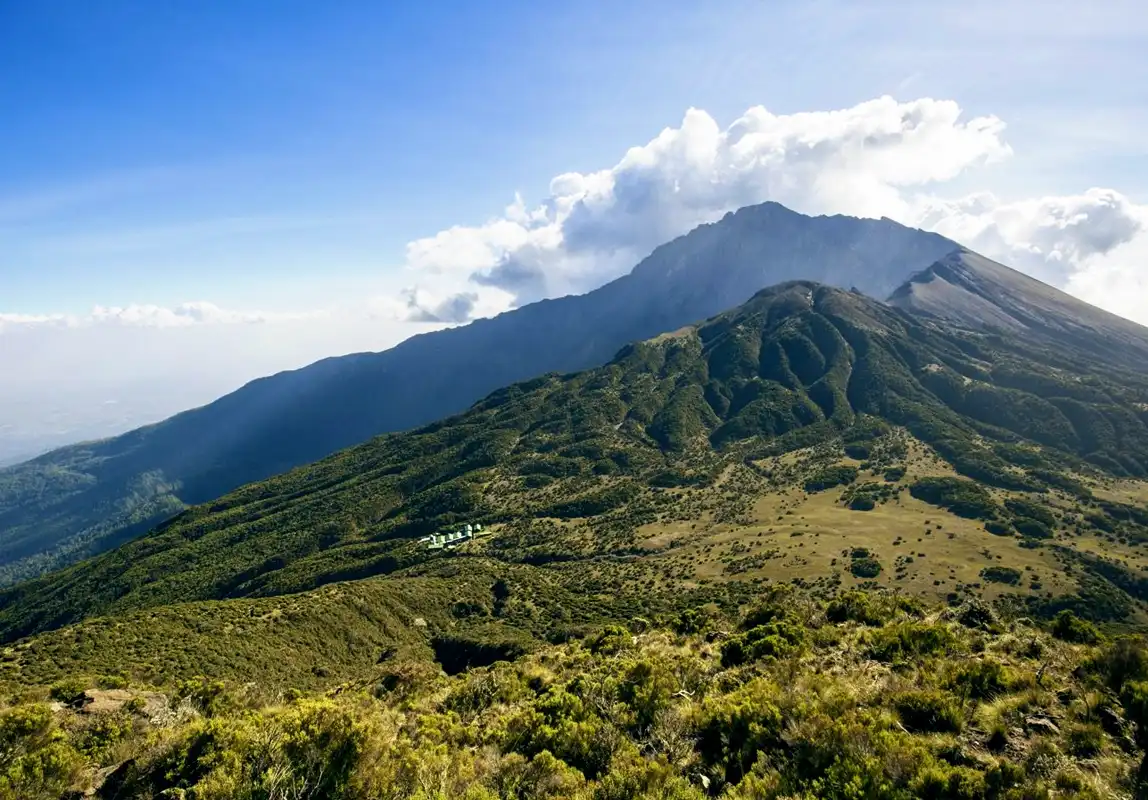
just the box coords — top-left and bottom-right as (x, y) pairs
(3, 588), (1147, 799)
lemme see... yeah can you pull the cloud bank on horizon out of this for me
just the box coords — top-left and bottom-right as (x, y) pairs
(0, 301), (324, 331)
(396, 96), (1147, 326)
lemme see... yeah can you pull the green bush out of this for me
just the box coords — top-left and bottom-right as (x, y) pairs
(909, 477), (1001, 520)
(984, 520), (1013, 536)
(1089, 638), (1148, 691)
(587, 625), (633, 656)
(720, 619), (805, 668)
(868, 622), (955, 662)
(1050, 610), (1100, 644)
(1065, 723), (1105, 757)
(696, 679), (783, 785)
(1005, 498), (1056, 527)
(883, 466), (907, 482)
(850, 557), (882, 578)
(0, 704), (83, 800)
(946, 659), (1011, 700)
(1014, 518), (1053, 540)
(804, 465), (859, 493)
(980, 566), (1022, 585)
(47, 677), (88, 707)
(826, 591), (892, 626)
(893, 690), (963, 733)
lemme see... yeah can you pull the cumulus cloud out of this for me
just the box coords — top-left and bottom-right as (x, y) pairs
(400, 96), (1014, 319)
(397, 95), (1148, 327)
(914, 188), (1145, 285)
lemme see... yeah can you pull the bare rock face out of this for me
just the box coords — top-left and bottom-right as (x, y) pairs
(79, 688), (134, 714)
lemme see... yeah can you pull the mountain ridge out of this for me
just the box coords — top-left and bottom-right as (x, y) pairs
(5, 273), (1148, 644)
(0, 203), (959, 585)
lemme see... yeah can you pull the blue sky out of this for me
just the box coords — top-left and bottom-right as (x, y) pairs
(2, 0), (1148, 457)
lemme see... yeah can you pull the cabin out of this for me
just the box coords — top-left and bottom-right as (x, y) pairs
(419, 521), (489, 550)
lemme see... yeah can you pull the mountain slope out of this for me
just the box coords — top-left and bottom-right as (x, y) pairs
(5, 277), (1148, 644)
(0, 203), (958, 585)
(888, 248), (1148, 369)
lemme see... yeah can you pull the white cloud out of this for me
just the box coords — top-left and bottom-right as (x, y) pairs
(0, 301), (324, 332)
(396, 95), (1148, 327)
(914, 188), (1144, 284)
(400, 96), (1014, 318)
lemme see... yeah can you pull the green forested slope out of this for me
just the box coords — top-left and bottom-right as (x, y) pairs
(5, 280), (1148, 644)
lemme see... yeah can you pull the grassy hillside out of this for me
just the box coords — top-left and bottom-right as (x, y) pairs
(4, 588), (1148, 799)
(4, 282), (1148, 645)
(0, 560), (674, 692)
(0, 205), (957, 587)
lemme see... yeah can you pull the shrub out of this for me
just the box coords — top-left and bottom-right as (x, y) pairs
(956, 601), (999, 632)
(48, 677), (89, 706)
(893, 690), (963, 733)
(1089, 638), (1148, 691)
(1065, 723), (1104, 757)
(503, 688), (621, 779)
(947, 659), (1011, 700)
(911, 765), (986, 799)
(374, 660), (441, 700)
(616, 658), (678, 733)
(984, 520), (1013, 536)
(804, 465), (859, 493)
(1050, 611), (1100, 644)
(849, 494), (876, 511)
(720, 619), (805, 668)
(696, 679), (783, 785)
(177, 676), (233, 717)
(1121, 680), (1148, 747)
(1014, 518), (1053, 540)
(868, 622), (955, 662)
(672, 608), (712, 635)
(850, 557), (882, 578)
(826, 591), (891, 626)
(980, 566), (1022, 585)
(1005, 498), (1057, 527)
(587, 625), (633, 656)
(909, 477), (1000, 520)
(0, 704), (85, 799)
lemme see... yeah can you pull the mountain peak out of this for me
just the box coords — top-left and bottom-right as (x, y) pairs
(888, 249), (1148, 370)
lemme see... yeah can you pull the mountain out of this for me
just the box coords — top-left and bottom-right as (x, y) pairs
(5, 273), (1148, 800)
(0, 203), (958, 585)
(889, 248), (1148, 370)
(6, 270), (1148, 647)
